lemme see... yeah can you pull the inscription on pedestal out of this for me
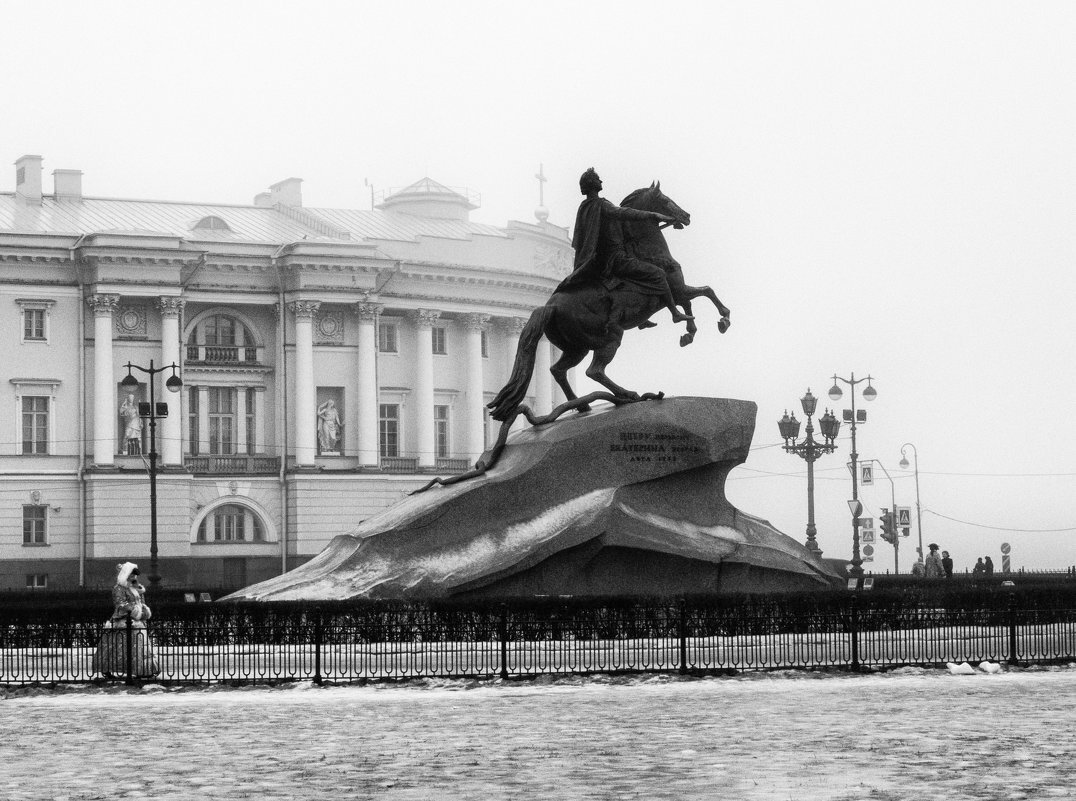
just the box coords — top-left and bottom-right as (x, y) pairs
(608, 431), (703, 463)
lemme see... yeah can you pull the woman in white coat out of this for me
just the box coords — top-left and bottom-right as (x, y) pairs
(91, 562), (160, 678)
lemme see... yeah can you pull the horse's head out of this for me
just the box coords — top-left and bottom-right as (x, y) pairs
(623, 181), (691, 227)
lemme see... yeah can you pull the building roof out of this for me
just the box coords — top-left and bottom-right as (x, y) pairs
(0, 191), (509, 245)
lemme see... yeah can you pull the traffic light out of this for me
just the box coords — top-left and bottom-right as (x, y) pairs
(879, 509), (896, 544)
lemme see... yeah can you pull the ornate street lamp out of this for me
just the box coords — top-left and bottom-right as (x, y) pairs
(828, 373), (877, 578)
(779, 389), (840, 556)
(900, 443), (924, 563)
(120, 360), (183, 587)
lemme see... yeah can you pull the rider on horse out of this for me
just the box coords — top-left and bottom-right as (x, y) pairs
(556, 168), (693, 327)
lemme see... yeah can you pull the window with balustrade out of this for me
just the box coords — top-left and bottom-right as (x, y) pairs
(186, 313), (259, 364)
(434, 404), (450, 458)
(379, 404), (400, 458)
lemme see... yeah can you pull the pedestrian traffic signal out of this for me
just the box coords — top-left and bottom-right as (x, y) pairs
(879, 509), (896, 544)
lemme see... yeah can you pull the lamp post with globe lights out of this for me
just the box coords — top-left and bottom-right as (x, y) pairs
(828, 373), (877, 578)
(778, 390), (841, 556)
(900, 443), (924, 564)
(120, 360), (183, 588)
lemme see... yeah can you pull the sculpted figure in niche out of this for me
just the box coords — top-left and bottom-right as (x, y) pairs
(317, 399), (342, 453)
(120, 393), (142, 454)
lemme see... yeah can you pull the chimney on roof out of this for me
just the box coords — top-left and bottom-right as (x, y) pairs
(269, 177), (302, 208)
(53, 169), (83, 201)
(253, 192), (272, 207)
(15, 155), (43, 204)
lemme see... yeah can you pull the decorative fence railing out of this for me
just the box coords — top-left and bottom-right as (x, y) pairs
(2, 593), (1074, 686)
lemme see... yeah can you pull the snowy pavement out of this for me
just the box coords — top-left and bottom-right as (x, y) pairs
(2, 665), (1075, 800)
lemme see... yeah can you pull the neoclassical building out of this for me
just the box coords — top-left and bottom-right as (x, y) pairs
(0, 154), (572, 590)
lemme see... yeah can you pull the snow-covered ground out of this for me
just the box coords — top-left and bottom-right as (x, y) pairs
(2, 665), (1075, 800)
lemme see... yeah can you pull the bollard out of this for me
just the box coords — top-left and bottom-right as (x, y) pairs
(498, 604), (509, 680)
(125, 614), (134, 686)
(313, 613), (323, 686)
(678, 597), (688, 675)
(1007, 592), (1019, 667)
(849, 595), (860, 671)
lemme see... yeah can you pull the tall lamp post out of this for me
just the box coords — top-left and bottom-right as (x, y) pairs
(828, 373), (877, 578)
(778, 390), (841, 556)
(120, 360), (183, 588)
(900, 443), (924, 563)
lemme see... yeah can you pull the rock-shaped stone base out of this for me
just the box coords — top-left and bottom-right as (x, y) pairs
(226, 397), (839, 601)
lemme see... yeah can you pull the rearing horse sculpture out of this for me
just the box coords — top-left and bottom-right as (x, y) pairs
(488, 182), (730, 421)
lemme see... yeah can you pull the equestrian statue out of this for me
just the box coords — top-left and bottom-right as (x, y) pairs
(413, 168), (730, 493)
(488, 167), (731, 420)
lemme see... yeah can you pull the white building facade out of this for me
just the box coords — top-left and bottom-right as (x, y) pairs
(0, 155), (572, 590)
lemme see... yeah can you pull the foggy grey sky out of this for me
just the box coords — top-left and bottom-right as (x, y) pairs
(3, 1), (1074, 571)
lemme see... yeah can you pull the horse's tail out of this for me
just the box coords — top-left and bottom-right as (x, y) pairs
(487, 304), (554, 421)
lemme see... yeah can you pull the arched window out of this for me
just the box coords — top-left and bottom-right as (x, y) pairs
(186, 313), (258, 364)
(197, 504), (265, 543)
(192, 215), (232, 232)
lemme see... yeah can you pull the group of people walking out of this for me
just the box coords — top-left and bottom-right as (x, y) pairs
(913, 545), (997, 579)
(912, 543), (954, 578)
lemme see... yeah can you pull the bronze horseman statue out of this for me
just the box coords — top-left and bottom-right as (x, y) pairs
(487, 167), (731, 420)
(415, 168), (730, 493)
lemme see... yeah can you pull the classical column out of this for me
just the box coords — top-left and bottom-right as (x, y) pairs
(353, 302), (382, 468)
(156, 297), (185, 467)
(411, 309), (440, 468)
(253, 387), (266, 454)
(535, 339), (553, 414)
(463, 313), (490, 459)
(87, 294), (120, 466)
(235, 387), (248, 455)
(289, 300), (320, 467)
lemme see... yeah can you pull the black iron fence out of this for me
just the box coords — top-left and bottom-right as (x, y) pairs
(2, 588), (1075, 686)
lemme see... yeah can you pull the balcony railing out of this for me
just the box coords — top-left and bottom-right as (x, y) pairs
(379, 457), (418, 474)
(436, 457), (471, 472)
(185, 455), (281, 474)
(185, 345), (262, 365)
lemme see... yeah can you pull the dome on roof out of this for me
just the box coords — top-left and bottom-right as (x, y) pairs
(376, 178), (480, 221)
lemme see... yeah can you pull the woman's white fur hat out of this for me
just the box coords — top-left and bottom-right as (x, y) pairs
(115, 562), (139, 586)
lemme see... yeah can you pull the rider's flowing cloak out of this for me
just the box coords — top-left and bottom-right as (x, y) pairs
(557, 196), (668, 298)
(555, 196), (605, 294)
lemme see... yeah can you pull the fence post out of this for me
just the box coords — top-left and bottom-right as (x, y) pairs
(313, 612), (323, 686)
(678, 597), (688, 675)
(1007, 592), (1019, 667)
(124, 615), (134, 686)
(498, 604), (509, 680)
(849, 595), (860, 672)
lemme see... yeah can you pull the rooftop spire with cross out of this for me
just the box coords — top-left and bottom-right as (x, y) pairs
(534, 163), (549, 223)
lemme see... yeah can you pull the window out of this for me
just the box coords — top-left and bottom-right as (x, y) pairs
(197, 504), (265, 542)
(434, 405), (450, 458)
(378, 321), (398, 353)
(186, 313), (257, 363)
(480, 329), (489, 358)
(379, 403), (400, 458)
(208, 388), (235, 455)
(24, 308), (45, 340)
(245, 391), (256, 455)
(23, 505), (47, 545)
(22, 396), (49, 455)
(26, 574), (48, 589)
(16, 299), (53, 344)
(432, 326), (447, 355)
(188, 387), (200, 456)
(193, 215), (232, 232)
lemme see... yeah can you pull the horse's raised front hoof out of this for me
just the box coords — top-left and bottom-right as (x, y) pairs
(718, 316), (730, 334)
(679, 333), (694, 347)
